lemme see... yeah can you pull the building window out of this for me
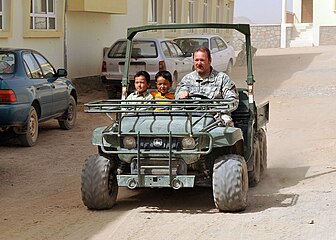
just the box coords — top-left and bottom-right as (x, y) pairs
(169, 0), (177, 23)
(30, 0), (56, 30)
(188, 0), (195, 24)
(215, 0), (222, 33)
(203, 0), (208, 23)
(148, 0), (158, 24)
(216, 0), (220, 23)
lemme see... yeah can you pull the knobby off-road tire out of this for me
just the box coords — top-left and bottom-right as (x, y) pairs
(212, 154), (248, 212)
(81, 154), (118, 210)
(19, 106), (39, 147)
(59, 95), (77, 130)
(258, 128), (267, 174)
(248, 136), (261, 187)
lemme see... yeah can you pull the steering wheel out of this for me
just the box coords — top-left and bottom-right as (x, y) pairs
(188, 93), (210, 100)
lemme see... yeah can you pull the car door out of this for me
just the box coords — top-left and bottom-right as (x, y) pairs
(163, 41), (191, 86)
(22, 52), (53, 118)
(209, 37), (223, 72)
(215, 37), (230, 71)
(171, 41), (193, 77)
(33, 52), (68, 115)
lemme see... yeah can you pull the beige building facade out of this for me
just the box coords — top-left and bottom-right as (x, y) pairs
(282, 0), (336, 47)
(0, 0), (235, 80)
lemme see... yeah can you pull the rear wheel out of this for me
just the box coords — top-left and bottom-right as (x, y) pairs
(58, 95), (77, 130)
(212, 154), (248, 212)
(81, 154), (118, 210)
(258, 128), (267, 174)
(19, 106), (38, 147)
(248, 136), (261, 187)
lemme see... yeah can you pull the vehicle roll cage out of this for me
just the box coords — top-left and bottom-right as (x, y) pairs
(121, 23), (255, 100)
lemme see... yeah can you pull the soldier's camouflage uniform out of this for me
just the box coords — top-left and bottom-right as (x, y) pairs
(175, 68), (239, 109)
(175, 68), (239, 125)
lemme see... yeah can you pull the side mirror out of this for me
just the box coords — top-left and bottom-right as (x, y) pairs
(56, 68), (68, 77)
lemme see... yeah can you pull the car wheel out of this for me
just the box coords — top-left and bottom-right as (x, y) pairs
(19, 106), (39, 147)
(58, 95), (77, 130)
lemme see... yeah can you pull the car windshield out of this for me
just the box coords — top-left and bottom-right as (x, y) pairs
(174, 38), (209, 54)
(108, 40), (158, 58)
(0, 52), (15, 74)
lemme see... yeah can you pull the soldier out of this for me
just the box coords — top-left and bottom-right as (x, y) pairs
(175, 46), (239, 126)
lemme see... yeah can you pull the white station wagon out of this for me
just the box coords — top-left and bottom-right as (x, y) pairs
(174, 34), (236, 75)
(101, 37), (193, 98)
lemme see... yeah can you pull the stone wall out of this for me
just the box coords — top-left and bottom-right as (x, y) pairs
(229, 24), (336, 50)
(319, 26), (336, 45)
(230, 24), (281, 51)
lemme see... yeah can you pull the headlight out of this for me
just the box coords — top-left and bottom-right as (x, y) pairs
(123, 136), (136, 149)
(181, 137), (196, 149)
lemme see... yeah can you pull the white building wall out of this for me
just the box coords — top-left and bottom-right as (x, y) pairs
(314, 1), (336, 25)
(0, 1), (64, 70)
(292, 1), (302, 23)
(66, 0), (145, 78)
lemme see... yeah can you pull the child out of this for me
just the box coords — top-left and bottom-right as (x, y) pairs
(126, 70), (153, 102)
(150, 71), (175, 101)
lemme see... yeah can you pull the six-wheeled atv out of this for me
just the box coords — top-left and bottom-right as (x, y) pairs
(81, 23), (269, 212)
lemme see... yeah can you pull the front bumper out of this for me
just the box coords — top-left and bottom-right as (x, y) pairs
(117, 175), (195, 189)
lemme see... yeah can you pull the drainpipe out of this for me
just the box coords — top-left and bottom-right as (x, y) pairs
(280, 0), (286, 48)
(64, 0), (68, 70)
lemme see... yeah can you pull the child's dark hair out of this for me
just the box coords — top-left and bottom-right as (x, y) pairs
(155, 70), (173, 83)
(134, 70), (151, 83)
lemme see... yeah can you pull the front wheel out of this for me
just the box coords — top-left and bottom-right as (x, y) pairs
(19, 106), (39, 147)
(58, 95), (77, 130)
(212, 154), (248, 212)
(81, 154), (118, 210)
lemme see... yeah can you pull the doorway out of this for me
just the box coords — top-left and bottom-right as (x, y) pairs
(301, 0), (313, 23)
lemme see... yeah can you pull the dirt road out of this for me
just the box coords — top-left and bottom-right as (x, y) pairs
(1, 46), (336, 240)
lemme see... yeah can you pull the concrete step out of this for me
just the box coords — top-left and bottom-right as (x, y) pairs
(289, 40), (314, 47)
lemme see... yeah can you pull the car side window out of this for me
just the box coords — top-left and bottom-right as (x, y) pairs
(33, 53), (56, 78)
(108, 41), (127, 58)
(23, 53), (43, 79)
(161, 42), (171, 57)
(210, 38), (219, 52)
(215, 37), (228, 51)
(166, 41), (179, 57)
(171, 42), (184, 56)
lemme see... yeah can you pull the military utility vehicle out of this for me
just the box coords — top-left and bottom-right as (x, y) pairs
(81, 23), (269, 212)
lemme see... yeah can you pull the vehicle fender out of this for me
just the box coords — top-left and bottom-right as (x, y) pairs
(256, 101), (269, 129)
(208, 126), (244, 148)
(91, 126), (108, 146)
